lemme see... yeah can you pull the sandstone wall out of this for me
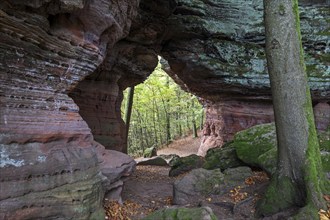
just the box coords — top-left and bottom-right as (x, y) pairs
(0, 0), (138, 218)
(0, 0), (329, 218)
(160, 0), (330, 155)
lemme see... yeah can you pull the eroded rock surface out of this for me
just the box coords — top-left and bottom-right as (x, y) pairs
(160, 0), (329, 154)
(233, 123), (330, 175)
(0, 0), (138, 218)
(1, 0), (329, 218)
(173, 167), (253, 206)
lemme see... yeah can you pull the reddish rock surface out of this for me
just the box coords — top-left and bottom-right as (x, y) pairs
(314, 102), (330, 131)
(198, 100), (329, 156)
(70, 42), (158, 152)
(0, 0), (138, 219)
(198, 100), (275, 156)
(0, 0), (329, 218)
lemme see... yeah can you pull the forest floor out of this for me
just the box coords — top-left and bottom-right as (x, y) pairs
(104, 132), (271, 220)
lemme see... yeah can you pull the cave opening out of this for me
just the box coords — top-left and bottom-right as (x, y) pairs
(121, 57), (204, 157)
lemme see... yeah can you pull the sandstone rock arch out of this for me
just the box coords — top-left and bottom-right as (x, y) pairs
(0, 0), (328, 218)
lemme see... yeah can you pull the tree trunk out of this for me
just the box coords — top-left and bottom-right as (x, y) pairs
(192, 100), (198, 138)
(152, 100), (158, 144)
(166, 113), (171, 145)
(200, 110), (204, 131)
(258, 0), (328, 218)
(124, 87), (134, 154)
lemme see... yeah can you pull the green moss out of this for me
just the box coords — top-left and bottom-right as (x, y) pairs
(318, 53), (330, 63)
(319, 128), (330, 151)
(234, 123), (277, 174)
(143, 146), (156, 158)
(89, 209), (106, 220)
(169, 154), (204, 177)
(292, 0), (305, 70)
(303, 85), (327, 201)
(292, 204), (320, 220)
(257, 176), (303, 216)
(279, 4), (286, 15)
(317, 31), (330, 36)
(195, 169), (224, 195)
(203, 142), (245, 170)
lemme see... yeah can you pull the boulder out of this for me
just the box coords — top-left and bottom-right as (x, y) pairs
(203, 142), (246, 170)
(169, 154), (204, 177)
(173, 167), (252, 205)
(99, 150), (136, 201)
(233, 123), (330, 175)
(135, 154), (180, 166)
(142, 206), (218, 220)
(135, 156), (168, 166)
(234, 123), (277, 175)
(143, 146), (157, 158)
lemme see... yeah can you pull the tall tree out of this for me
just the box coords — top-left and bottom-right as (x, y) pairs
(122, 62), (203, 156)
(124, 86), (135, 153)
(191, 98), (198, 138)
(258, 0), (328, 218)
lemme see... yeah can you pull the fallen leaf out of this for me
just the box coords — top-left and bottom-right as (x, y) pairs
(318, 209), (330, 220)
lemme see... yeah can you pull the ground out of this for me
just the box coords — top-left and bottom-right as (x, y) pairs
(104, 132), (270, 220)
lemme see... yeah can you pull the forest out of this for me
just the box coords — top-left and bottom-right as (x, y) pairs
(122, 59), (203, 156)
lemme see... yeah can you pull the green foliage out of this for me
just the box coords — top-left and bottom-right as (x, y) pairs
(122, 61), (204, 156)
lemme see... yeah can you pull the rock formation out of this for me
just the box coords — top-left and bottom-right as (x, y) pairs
(0, 0), (329, 218)
(160, 0), (329, 155)
(0, 0), (138, 219)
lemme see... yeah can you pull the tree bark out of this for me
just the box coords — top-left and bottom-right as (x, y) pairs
(124, 86), (135, 153)
(258, 0), (328, 217)
(192, 100), (198, 138)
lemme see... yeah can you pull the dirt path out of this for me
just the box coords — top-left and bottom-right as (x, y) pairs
(157, 131), (202, 157)
(121, 166), (174, 219)
(104, 133), (270, 219)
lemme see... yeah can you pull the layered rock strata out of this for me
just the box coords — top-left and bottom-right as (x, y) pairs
(160, 0), (329, 155)
(0, 0), (138, 219)
(0, 0), (329, 218)
(70, 42), (158, 152)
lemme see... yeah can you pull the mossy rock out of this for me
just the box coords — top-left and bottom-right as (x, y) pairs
(136, 157), (168, 166)
(142, 206), (218, 220)
(319, 128), (330, 172)
(233, 123), (277, 175)
(233, 123), (330, 174)
(173, 168), (225, 205)
(223, 166), (253, 184)
(143, 146), (157, 158)
(173, 167), (252, 206)
(89, 209), (106, 220)
(203, 142), (246, 170)
(169, 154), (204, 177)
(319, 128), (330, 152)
